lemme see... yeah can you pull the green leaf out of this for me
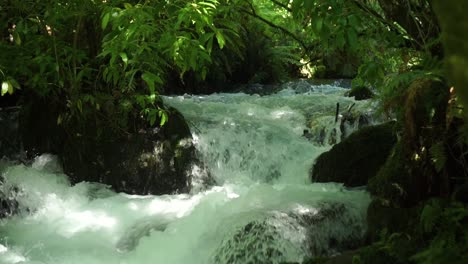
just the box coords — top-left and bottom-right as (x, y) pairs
(216, 31), (225, 49)
(336, 32), (346, 48)
(120, 52), (128, 65)
(77, 99), (83, 113)
(7, 81), (13, 95)
(160, 111), (168, 126)
(347, 29), (358, 49)
(142, 72), (162, 93)
(315, 17), (323, 33)
(9, 78), (20, 90)
(1, 81), (9, 96)
(102, 13), (110, 30)
(348, 15), (360, 28)
(148, 109), (157, 126)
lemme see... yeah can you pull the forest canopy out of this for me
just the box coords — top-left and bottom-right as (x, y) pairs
(0, 0), (466, 131)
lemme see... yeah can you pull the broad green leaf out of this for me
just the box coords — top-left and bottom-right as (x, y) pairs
(1, 81), (9, 96)
(120, 53), (128, 65)
(9, 78), (20, 90)
(160, 111), (168, 126)
(142, 72), (162, 93)
(199, 1), (217, 10)
(7, 81), (13, 95)
(124, 3), (133, 9)
(148, 109), (157, 126)
(102, 13), (110, 30)
(315, 17), (323, 33)
(216, 31), (225, 49)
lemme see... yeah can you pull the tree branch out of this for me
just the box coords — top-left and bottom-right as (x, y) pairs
(268, 0), (292, 12)
(240, 2), (309, 52)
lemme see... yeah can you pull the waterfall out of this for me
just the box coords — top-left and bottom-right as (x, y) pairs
(0, 80), (372, 264)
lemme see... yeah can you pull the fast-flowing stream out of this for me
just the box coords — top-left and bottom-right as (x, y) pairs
(0, 80), (372, 264)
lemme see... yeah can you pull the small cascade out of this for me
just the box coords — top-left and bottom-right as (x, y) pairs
(0, 80), (373, 264)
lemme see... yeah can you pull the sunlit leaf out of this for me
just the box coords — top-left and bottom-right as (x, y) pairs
(160, 111), (168, 126)
(102, 13), (110, 30)
(216, 31), (225, 49)
(120, 52), (128, 65)
(1, 81), (9, 96)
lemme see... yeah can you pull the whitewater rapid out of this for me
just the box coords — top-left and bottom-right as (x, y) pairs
(0, 81), (372, 264)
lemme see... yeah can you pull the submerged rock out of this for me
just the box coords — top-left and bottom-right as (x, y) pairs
(116, 217), (170, 252)
(213, 202), (367, 264)
(0, 165), (21, 219)
(348, 86), (374, 100)
(0, 187), (19, 219)
(311, 122), (396, 187)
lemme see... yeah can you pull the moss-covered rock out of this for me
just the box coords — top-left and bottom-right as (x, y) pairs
(367, 143), (413, 207)
(19, 99), (208, 195)
(60, 108), (205, 195)
(311, 122), (396, 187)
(368, 78), (450, 207)
(348, 86), (374, 100)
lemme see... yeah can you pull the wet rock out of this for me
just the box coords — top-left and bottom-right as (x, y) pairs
(339, 111), (371, 141)
(0, 174), (21, 219)
(348, 86), (373, 100)
(213, 217), (291, 264)
(213, 202), (367, 264)
(311, 122), (396, 187)
(19, 98), (210, 195)
(60, 108), (209, 195)
(116, 217), (170, 252)
(0, 191), (19, 219)
(234, 83), (282, 96)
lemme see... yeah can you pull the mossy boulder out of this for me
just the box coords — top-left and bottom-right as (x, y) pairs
(19, 98), (207, 195)
(348, 86), (374, 100)
(60, 109), (203, 195)
(311, 122), (396, 187)
(367, 142), (423, 207)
